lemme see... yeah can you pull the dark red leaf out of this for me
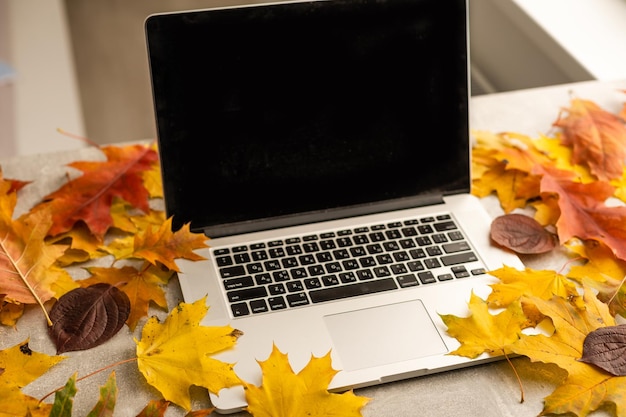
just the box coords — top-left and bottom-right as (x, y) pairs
(49, 283), (131, 354)
(580, 324), (626, 376)
(490, 213), (557, 254)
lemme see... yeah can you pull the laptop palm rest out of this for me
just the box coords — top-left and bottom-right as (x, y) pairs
(323, 300), (447, 371)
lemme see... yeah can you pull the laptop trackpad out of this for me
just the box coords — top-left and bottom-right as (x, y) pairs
(323, 300), (448, 371)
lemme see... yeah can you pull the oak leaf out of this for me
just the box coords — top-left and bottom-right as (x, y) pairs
(245, 344), (370, 417)
(440, 292), (527, 359)
(31, 144), (158, 239)
(0, 339), (65, 417)
(135, 297), (242, 411)
(554, 98), (626, 181)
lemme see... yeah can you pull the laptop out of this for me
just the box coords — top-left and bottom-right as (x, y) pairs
(145, 0), (523, 413)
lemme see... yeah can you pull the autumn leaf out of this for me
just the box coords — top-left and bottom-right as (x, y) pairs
(80, 264), (173, 331)
(50, 373), (78, 416)
(566, 239), (626, 318)
(490, 213), (557, 254)
(31, 144), (159, 239)
(0, 339), (65, 417)
(487, 266), (580, 311)
(554, 98), (626, 181)
(440, 292), (527, 359)
(120, 218), (208, 272)
(136, 399), (171, 417)
(245, 344), (370, 417)
(539, 164), (626, 261)
(87, 371), (118, 417)
(512, 289), (626, 417)
(580, 324), (626, 376)
(135, 297), (243, 411)
(0, 189), (77, 324)
(48, 283), (131, 354)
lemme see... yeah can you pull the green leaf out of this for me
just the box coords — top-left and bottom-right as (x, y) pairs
(87, 372), (118, 417)
(49, 373), (77, 417)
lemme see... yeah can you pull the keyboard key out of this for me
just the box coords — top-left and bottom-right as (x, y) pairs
(224, 276), (254, 290)
(287, 293), (310, 307)
(357, 269), (374, 280)
(227, 287), (267, 302)
(442, 241), (471, 253)
(220, 265), (246, 278)
(417, 271), (437, 284)
(434, 221), (457, 231)
(424, 258), (441, 269)
(268, 297), (287, 310)
(397, 274), (419, 287)
(231, 303), (250, 317)
(441, 251), (478, 265)
(304, 278), (322, 289)
(216, 256), (233, 266)
(309, 278), (398, 303)
(269, 284), (286, 295)
(250, 299), (269, 314)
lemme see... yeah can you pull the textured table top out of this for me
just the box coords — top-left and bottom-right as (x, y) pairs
(2, 78), (625, 416)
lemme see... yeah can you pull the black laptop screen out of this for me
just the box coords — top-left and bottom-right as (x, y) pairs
(146, 0), (470, 234)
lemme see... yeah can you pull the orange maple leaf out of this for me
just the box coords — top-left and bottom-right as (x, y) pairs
(554, 98), (626, 181)
(31, 144), (158, 239)
(0, 177), (77, 324)
(125, 217), (208, 272)
(539, 165), (626, 261)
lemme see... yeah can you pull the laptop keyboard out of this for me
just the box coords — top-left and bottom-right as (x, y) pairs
(214, 214), (486, 317)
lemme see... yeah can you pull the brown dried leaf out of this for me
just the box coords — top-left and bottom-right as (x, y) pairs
(48, 283), (131, 354)
(490, 213), (557, 254)
(580, 324), (626, 376)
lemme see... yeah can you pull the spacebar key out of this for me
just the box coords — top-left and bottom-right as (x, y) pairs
(309, 278), (398, 303)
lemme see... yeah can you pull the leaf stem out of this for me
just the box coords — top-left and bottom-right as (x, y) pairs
(38, 357), (138, 403)
(0, 235), (53, 326)
(56, 128), (101, 148)
(503, 351), (525, 403)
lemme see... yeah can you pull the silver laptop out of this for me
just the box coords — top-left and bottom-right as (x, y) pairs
(145, 0), (523, 413)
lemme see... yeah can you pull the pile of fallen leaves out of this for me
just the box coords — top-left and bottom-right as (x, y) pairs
(443, 95), (626, 417)
(5, 91), (626, 417)
(0, 142), (369, 416)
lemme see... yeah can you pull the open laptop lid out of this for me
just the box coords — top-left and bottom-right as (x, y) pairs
(146, 0), (470, 236)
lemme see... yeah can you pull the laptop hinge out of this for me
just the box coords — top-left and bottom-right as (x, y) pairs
(200, 194), (446, 238)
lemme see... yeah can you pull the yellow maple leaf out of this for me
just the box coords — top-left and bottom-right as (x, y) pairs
(0, 339), (65, 416)
(512, 288), (625, 417)
(244, 344), (370, 417)
(135, 297), (242, 411)
(48, 222), (106, 266)
(487, 266), (580, 310)
(440, 292), (527, 359)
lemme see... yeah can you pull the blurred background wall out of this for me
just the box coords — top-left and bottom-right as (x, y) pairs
(3, 0), (625, 157)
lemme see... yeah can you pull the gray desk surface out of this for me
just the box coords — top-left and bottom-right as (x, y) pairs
(2, 78), (625, 416)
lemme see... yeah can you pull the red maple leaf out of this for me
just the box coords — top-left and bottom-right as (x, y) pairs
(30, 144), (159, 239)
